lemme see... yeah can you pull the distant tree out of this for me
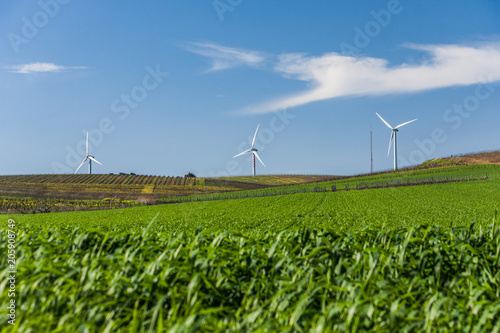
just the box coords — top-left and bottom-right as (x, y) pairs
(130, 172), (136, 175)
(185, 172), (196, 178)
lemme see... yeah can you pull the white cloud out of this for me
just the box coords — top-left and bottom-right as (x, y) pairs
(8, 62), (87, 74)
(185, 42), (266, 71)
(190, 42), (500, 114)
(222, 42), (500, 115)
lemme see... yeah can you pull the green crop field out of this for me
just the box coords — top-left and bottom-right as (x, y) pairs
(2, 165), (498, 213)
(9, 178), (500, 234)
(161, 164), (500, 204)
(1, 176), (500, 332)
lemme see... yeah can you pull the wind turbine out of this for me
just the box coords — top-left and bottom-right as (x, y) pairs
(233, 124), (265, 176)
(74, 132), (103, 174)
(376, 113), (417, 171)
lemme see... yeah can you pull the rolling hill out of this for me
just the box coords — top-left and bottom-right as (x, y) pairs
(418, 150), (500, 168)
(1, 150), (498, 213)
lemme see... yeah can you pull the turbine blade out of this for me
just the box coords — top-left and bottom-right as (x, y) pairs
(74, 158), (88, 174)
(395, 118), (418, 129)
(253, 151), (265, 167)
(387, 132), (394, 157)
(376, 113), (393, 129)
(88, 156), (103, 165)
(233, 150), (251, 158)
(86, 132), (89, 155)
(251, 124), (260, 149)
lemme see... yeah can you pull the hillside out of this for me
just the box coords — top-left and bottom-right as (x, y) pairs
(1, 151), (499, 213)
(0, 174), (216, 201)
(162, 164), (500, 204)
(210, 174), (342, 186)
(0, 174), (334, 201)
(0, 173), (339, 213)
(419, 150), (500, 168)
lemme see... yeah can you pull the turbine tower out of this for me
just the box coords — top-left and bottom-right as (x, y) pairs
(233, 124), (265, 176)
(74, 132), (103, 174)
(376, 113), (417, 171)
(370, 130), (373, 174)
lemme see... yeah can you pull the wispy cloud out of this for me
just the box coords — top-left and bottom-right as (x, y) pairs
(239, 42), (500, 114)
(188, 42), (500, 115)
(185, 42), (266, 71)
(8, 62), (87, 74)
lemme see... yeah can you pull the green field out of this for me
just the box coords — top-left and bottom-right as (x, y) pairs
(2, 174), (500, 332)
(161, 164), (500, 204)
(2, 165), (498, 213)
(9, 179), (500, 235)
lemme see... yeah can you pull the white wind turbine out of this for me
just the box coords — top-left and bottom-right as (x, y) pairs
(233, 124), (265, 176)
(74, 132), (103, 174)
(376, 113), (417, 171)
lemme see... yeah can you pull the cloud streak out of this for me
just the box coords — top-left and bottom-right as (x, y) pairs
(185, 42), (266, 71)
(8, 62), (87, 74)
(240, 42), (500, 114)
(189, 41), (500, 115)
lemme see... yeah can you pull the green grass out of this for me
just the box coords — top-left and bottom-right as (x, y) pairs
(1, 211), (499, 332)
(285, 164), (500, 192)
(2, 178), (500, 332)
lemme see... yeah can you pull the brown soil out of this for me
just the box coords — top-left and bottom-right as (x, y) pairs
(440, 151), (500, 166)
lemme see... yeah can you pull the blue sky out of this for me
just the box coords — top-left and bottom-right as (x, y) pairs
(1, 0), (499, 177)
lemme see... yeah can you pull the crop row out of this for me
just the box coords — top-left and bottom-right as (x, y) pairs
(0, 182), (231, 202)
(0, 174), (202, 186)
(213, 174), (342, 186)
